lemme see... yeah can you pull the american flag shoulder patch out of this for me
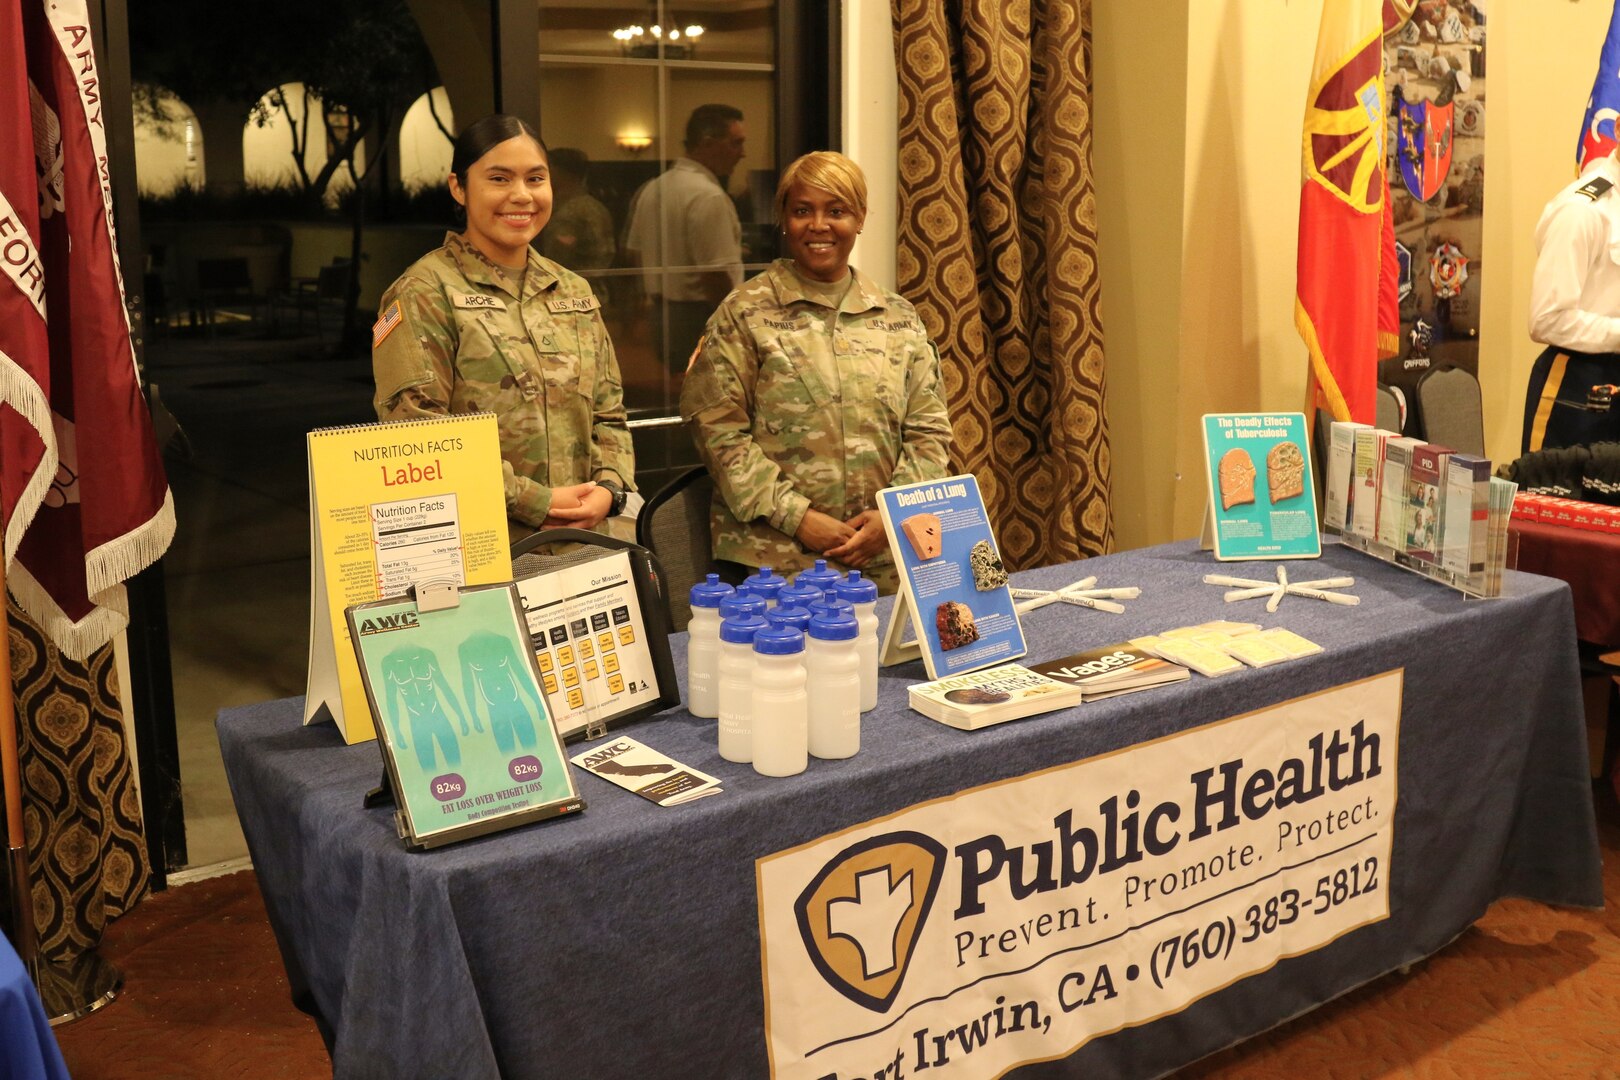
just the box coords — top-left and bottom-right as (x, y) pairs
(373, 301), (403, 348)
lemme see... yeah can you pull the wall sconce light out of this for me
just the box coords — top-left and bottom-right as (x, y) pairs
(616, 134), (653, 154)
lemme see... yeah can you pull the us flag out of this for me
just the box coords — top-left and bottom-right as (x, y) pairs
(0, 0), (174, 658)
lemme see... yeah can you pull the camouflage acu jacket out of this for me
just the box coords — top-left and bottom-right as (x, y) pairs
(680, 259), (953, 588)
(372, 232), (635, 541)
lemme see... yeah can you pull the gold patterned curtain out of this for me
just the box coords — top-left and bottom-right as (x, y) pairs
(3, 598), (148, 959)
(892, 0), (1112, 567)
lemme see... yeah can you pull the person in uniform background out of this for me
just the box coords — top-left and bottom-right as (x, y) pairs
(542, 148), (615, 274)
(372, 115), (635, 541)
(624, 104), (747, 374)
(1525, 146), (1620, 451)
(680, 151), (953, 593)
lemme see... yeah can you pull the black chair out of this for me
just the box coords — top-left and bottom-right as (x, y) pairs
(1415, 365), (1486, 456)
(1375, 383), (1402, 434)
(288, 260), (353, 344)
(1311, 407), (1334, 513)
(195, 256), (259, 333)
(636, 466), (716, 632)
(511, 526), (653, 582)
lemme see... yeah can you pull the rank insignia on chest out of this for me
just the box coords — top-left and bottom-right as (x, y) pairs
(546, 296), (600, 314)
(453, 292), (507, 310)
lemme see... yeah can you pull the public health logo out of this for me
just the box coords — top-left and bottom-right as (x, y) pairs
(793, 831), (946, 1012)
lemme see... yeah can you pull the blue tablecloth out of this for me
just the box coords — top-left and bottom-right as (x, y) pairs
(0, 934), (70, 1080)
(218, 540), (1603, 1079)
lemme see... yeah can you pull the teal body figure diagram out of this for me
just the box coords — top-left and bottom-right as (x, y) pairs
(381, 645), (475, 771)
(460, 630), (543, 754)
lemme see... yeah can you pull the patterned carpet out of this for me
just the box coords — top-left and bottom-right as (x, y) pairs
(50, 791), (1619, 1079)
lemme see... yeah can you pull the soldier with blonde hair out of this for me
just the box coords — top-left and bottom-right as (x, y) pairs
(681, 151), (953, 591)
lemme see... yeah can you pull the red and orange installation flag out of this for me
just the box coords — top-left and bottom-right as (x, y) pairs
(0, 0), (174, 658)
(1295, 0), (1399, 426)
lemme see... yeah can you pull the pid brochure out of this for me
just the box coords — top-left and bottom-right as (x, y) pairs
(1200, 412), (1321, 561)
(306, 414), (513, 744)
(876, 474), (1025, 680)
(347, 583), (582, 849)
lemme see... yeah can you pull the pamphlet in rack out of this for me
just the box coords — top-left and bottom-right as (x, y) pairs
(307, 414), (513, 743)
(347, 582), (583, 850)
(876, 474), (1026, 680)
(1199, 412), (1321, 561)
(1321, 417), (1511, 598)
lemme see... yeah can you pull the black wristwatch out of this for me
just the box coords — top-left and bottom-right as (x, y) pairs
(599, 479), (628, 517)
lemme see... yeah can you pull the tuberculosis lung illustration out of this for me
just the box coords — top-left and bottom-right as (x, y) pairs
(1382, 2), (1486, 411)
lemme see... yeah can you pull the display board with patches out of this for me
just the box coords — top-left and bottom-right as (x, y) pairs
(346, 583), (583, 850)
(875, 474), (1026, 679)
(1199, 413), (1321, 561)
(1382, 2), (1486, 407)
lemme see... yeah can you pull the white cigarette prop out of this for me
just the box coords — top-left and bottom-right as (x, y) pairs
(1224, 586), (1275, 602)
(1290, 577), (1355, 590)
(1204, 573), (1272, 588)
(1289, 586), (1360, 606)
(1058, 595), (1127, 613)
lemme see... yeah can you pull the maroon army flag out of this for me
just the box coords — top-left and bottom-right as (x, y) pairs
(0, 0), (174, 658)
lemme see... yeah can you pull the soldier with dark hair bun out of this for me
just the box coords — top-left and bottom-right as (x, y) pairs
(372, 115), (636, 541)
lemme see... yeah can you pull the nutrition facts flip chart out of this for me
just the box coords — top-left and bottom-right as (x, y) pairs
(306, 414), (512, 743)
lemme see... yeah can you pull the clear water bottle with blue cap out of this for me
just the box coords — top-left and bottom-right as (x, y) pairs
(795, 559), (842, 600)
(717, 606), (768, 763)
(835, 569), (880, 712)
(807, 606), (861, 759)
(751, 623), (807, 777)
(766, 605), (812, 633)
(686, 573), (735, 719)
(774, 581), (825, 614)
(809, 593), (855, 620)
(739, 566), (788, 608)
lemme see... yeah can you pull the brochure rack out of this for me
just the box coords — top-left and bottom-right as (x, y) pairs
(1330, 528), (1497, 599)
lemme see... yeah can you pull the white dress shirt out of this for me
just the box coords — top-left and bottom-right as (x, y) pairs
(623, 158), (744, 301)
(1529, 154), (1620, 354)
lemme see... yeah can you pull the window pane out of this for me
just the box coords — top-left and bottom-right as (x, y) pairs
(665, 67), (780, 271)
(538, 2), (776, 66)
(537, 0), (784, 490)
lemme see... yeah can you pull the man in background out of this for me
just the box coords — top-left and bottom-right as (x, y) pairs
(1525, 147), (1620, 451)
(625, 104), (747, 374)
(542, 148), (615, 276)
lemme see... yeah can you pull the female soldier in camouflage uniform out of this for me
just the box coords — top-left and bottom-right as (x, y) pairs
(681, 152), (952, 592)
(372, 115), (635, 541)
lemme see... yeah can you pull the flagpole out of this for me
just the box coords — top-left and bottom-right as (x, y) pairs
(0, 555), (121, 1024)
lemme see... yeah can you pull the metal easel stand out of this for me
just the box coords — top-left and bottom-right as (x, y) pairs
(1, 566), (121, 1025)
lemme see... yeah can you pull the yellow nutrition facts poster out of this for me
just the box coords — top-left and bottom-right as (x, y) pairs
(305, 414), (512, 743)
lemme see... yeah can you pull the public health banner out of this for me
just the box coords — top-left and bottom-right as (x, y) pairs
(757, 671), (1403, 1078)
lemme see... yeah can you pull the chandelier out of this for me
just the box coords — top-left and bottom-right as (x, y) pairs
(611, 19), (705, 59)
